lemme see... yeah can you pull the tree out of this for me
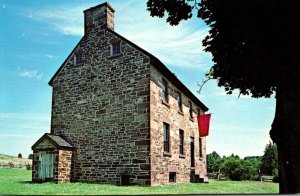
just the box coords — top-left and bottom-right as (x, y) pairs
(207, 151), (222, 172)
(242, 157), (261, 181)
(28, 154), (33, 159)
(260, 142), (278, 176)
(18, 153), (22, 158)
(147, 0), (300, 193)
(220, 156), (243, 181)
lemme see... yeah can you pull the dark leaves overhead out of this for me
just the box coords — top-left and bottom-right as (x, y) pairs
(147, 0), (300, 98)
(147, 0), (192, 25)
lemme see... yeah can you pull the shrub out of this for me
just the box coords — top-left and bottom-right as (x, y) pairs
(221, 157), (261, 181)
(221, 157), (243, 181)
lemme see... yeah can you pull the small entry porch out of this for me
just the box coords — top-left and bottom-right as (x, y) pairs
(31, 133), (74, 183)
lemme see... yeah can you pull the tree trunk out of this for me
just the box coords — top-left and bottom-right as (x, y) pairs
(270, 85), (300, 194)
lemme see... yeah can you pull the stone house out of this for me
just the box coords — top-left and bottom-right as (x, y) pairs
(32, 2), (209, 186)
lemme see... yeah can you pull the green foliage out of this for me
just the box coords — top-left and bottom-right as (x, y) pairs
(17, 153), (22, 159)
(221, 157), (243, 181)
(147, 0), (300, 98)
(221, 155), (261, 181)
(260, 142), (278, 175)
(207, 151), (222, 172)
(241, 159), (260, 181)
(0, 169), (278, 194)
(28, 154), (33, 160)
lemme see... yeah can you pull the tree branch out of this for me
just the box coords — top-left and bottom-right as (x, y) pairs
(197, 77), (213, 94)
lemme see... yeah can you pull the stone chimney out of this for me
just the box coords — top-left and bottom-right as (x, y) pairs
(83, 2), (115, 34)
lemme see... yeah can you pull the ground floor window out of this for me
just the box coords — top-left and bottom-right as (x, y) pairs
(169, 172), (176, 183)
(120, 174), (130, 185)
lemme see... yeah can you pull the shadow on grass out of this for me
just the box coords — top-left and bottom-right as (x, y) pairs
(18, 181), (35, 184)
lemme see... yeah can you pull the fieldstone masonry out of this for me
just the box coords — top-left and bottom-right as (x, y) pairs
(150, 66), (207, 185)
(32, 2), (208, 186)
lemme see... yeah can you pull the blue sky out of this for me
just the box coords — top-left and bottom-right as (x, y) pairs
(0, 0), (275, 158)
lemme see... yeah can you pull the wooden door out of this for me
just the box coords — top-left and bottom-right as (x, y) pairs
(38, 151), (54, 181)
(190, 137), (195, 167)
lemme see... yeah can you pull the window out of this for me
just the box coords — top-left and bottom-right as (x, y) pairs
(177, 91), (182, 112)
(197, 108), (201, 116)
(111, 41), (121, 55)
(162, 79), (168, 103)
(189, 101), (193, 119)
(199, 138), (203, 158)
(169, 172), (176, 183)
(163, 122), (170, 152)
(179, 130), (184, 155)
(75, 53), (83, 65)
(120, 174), (130, 185)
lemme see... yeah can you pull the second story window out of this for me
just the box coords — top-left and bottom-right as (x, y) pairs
(179, 129), (184, 155)
(75, 52), (83, 65)
(111, 41), (121, 55)
(199, 138), (203, 157)
(162, 79), (168, 103)
(197, 108), (201, 116)
(189, 101), (193, 119)
(163, 122), (170, 152)
(177, 91), (182, 112)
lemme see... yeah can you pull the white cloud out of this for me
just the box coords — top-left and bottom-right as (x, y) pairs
(33, 5), (85, 36)
(0, 113), (50, 122)
(0, 133), (33, 138)
(18, 68), (43, 79)
(45, 54), (54, 58)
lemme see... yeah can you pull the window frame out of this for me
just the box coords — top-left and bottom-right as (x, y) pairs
(163, 122), (170, 153)
(74, 52), (83, 65)
(111, 41), (121, 56)
(169, 172), (176, 183)
(197, 108), (201, 116)
(189, 101), (193, 119)
(199, 137), (203, 158)
(179, 129), (184, 155)
(162, 79), (168, 103)
(190, 137), (195, 167)
(177, 91), (183, 112)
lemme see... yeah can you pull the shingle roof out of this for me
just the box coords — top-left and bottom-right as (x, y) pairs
(46, 134), (73, 148)
(32, 133), (74, 150)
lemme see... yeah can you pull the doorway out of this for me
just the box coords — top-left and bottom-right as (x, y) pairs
(190, 137), (195, 167)
(38, 151), (54, 181)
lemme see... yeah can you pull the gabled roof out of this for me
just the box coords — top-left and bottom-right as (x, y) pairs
(48, 28), (208, 111)
(32, 133), (74, 150)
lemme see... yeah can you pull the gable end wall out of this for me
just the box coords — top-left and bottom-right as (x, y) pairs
(50, 29), (151, 185)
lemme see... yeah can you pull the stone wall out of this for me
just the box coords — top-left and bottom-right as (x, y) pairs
(56, 149), (72, 183)
(149, 65), (207, 186)
(51, 27), (151, 185)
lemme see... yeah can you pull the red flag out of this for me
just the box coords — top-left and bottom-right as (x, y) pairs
(197, 114), (211, 137)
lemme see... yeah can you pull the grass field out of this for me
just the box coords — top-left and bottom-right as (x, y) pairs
(0, 168), (279, 195)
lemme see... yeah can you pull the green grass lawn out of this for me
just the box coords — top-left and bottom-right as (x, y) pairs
(0, 168), (278, 195)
